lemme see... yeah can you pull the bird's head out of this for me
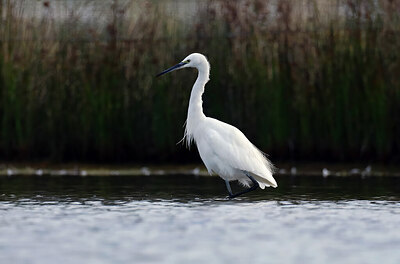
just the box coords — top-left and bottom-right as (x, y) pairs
(156, 53), (208, 77)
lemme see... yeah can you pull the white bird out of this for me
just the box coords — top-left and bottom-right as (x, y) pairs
(157, 53), (277, 198)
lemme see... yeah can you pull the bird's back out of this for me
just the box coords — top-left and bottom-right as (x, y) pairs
(193, 117), (277, 188)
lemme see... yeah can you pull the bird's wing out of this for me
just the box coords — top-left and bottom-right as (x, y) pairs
(200, 118), (277, 188)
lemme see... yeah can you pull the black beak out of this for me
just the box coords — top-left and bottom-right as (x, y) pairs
(156, 62), (186, 77)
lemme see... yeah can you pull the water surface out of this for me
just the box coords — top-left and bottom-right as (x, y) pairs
(1, 175), (399, 264)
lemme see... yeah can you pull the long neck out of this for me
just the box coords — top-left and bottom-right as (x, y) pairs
(184, 62), (209, 146)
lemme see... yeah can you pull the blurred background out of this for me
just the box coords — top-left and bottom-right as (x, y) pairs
(1, 0), (399, 164)
(2, 2), (400, 264)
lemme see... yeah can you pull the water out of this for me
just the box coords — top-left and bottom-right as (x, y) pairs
(1, 175), (399, 264)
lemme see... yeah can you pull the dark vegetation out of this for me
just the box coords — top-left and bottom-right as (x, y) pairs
(0, 0), (399, 163)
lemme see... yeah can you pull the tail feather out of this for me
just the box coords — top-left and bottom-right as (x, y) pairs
(251, 173), (278, 188)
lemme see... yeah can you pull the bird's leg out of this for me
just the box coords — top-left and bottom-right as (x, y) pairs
(227, 173), (259, 199)
(225, 180), (233, 196)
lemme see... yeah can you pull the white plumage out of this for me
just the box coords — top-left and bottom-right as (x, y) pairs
(194, 118), (277, 189)
(157, 53), (277, 197)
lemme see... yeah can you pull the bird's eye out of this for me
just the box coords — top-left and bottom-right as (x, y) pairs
(185, 59), (191, 63)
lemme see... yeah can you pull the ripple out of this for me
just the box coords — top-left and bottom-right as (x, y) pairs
(1, 175), (400, 264)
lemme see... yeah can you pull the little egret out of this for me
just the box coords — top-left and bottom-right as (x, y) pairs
(157, 53), (277, 198)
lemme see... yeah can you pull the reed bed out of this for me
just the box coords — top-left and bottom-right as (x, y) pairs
(0, 0), (399, 163)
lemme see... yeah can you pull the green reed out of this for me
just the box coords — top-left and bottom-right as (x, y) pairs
(0, 0), (399, 162)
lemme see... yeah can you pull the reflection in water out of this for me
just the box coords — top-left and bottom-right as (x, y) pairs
(0, 175), (399, 264)
(1, 175), (399, 202)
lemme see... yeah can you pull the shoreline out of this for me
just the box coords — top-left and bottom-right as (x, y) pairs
(1, 163), (400, 177)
